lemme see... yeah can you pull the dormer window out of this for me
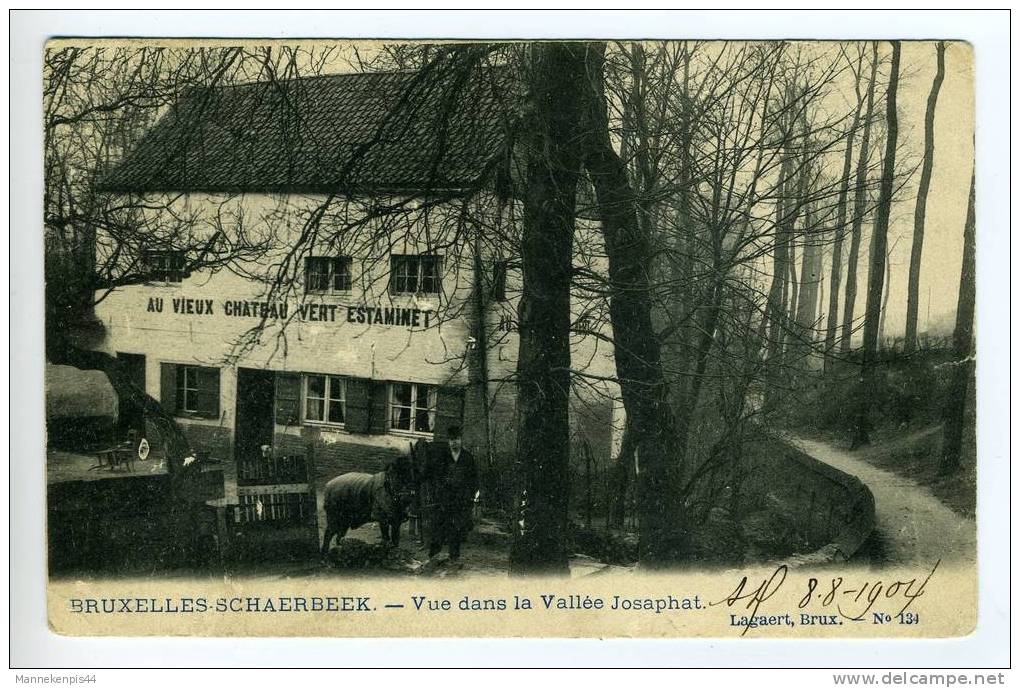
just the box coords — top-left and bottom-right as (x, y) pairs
(304, 256), (352, 294)
(142, 249), (186, 283)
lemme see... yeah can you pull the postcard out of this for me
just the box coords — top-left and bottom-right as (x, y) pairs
(42, 37), (978, 639)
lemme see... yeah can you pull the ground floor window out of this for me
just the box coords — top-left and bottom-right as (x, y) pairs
(303, 374), (346, 425)
(177, 366), (199, 413)
(389, 382), (437, 434)
(162, 363), (220, 418)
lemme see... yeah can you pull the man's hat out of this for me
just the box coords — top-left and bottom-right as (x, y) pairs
(447, 425), (463, 439)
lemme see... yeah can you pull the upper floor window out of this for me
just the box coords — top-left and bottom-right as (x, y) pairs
(143, 249), (185, 283)
(303, 374), (346, 425)
(305, 256), (352, 294)
(490, 260), (508, 301)
(389, 254), (442, 295)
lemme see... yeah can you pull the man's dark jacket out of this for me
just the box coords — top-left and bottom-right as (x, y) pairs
(426, 445), (478, 544)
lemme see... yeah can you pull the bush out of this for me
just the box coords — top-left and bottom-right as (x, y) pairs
(781, 347), (955, 436)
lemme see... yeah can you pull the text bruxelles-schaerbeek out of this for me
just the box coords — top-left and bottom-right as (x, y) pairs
(68, 594), (705, 615)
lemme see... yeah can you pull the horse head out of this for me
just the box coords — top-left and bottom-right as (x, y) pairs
(384, 450), (418, 511)
(409, 438), (434, 484)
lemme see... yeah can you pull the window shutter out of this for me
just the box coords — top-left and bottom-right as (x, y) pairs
(433, 386), (465, 441)
(195, 366), (221, 419)
(345, 377), (372, 434)
(160, 363), (177, 413)
(274, 373), (301, 426)
(388, 256), (399, 294)
(369, 382), (389, 435)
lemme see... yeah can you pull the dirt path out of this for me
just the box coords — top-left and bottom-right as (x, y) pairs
(787, 436), (976, 567)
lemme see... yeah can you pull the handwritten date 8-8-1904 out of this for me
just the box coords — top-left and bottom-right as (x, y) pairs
(711, 561), (939, 635)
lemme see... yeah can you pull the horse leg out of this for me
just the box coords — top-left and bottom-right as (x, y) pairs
(320, 525), (336, 560)
(391, 520), (401, 547)
(379, 521), (391, 546)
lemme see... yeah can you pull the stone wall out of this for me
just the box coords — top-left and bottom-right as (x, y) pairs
(749, 437), (876, 561)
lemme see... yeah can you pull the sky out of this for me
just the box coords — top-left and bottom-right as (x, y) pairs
(865, 41), (974, 338)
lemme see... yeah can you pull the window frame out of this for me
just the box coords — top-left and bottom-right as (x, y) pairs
(303, 256), (353, 295)
(142, 248), (186, 284)
(387, 381), (438, 436)
(490, 260), (509, 301)
(389, 254), (443, 296)
(301, 373), (347, 427)
(177, 365), (200, 414)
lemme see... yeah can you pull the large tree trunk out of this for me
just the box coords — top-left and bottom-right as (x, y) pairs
(841, 43), (880, 353)
(852, 41), (901, 449)
(904, 42), (947, 353)
(823, 53), (865, 371)
(763, 100), (802, 410)
(878, 241), (893, 346)
(793, 204), (824, 368)
(607, 422), (636, 528)
(581, 43), (684, 565)
(509, 43), (586, 576)
(939, 170), (976, 475)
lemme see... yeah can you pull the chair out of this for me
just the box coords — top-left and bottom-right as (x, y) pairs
(91, 436), (137, 473)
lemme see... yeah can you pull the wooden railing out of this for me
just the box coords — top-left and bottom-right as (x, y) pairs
(232, 491), (316, 528)
(236, 453), (309, 486)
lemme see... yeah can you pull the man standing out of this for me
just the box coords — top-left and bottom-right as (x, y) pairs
(427, 426), (478, 565)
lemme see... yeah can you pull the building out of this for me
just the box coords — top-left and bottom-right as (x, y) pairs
(95, 69), (620, 547)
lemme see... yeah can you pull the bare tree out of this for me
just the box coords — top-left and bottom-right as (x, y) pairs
(939, 169), (975, 475)
(582, 42), (686, 564)
(852, 41), (901, 449)
(840, 42), (880, 354)
(904, 41), (947, 353)
(508, 43), (587, 575)
(823, 46), (866, 372)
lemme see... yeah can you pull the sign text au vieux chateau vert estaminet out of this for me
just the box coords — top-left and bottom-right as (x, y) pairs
(145, 295), (436, 329)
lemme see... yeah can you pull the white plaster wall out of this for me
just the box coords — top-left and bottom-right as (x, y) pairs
(96, 191), (621, 447)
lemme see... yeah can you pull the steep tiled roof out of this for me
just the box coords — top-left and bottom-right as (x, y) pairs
(99, 69), (511, 194)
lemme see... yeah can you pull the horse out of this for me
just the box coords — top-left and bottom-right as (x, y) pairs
(320, 451), (418, 558)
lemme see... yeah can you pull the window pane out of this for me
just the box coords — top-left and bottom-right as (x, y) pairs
(306, 375), (325, 399)
(168, 252), (185, 282)
(391, 405), (411, 430)
(424, 385), (437, 432)
(327, 376), (345, 424)
(491, 261), (507, 300)
(392, 382), (412, 407)
(410, 384), (435, 433)
(414, 406), (432, 433)
(175, 366), (186, 412)
(328, 399), (345, 424)
(389, 256), (404, 293)
(328, 376), (345, 401)
(306, 258), (329, 292)
(421, 256), (441, 294)
(403, 257), (417, 293)
(333, 258), (351, 291)
(306, 398), (324, 422)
